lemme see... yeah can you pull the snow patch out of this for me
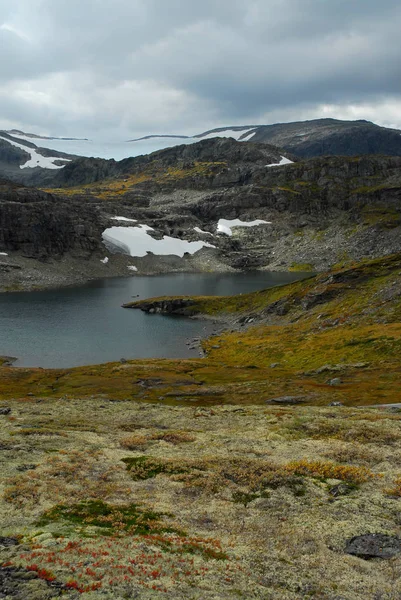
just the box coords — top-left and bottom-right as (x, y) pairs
(100, 257), (109, 264)
(240, 131), (256, 141)
(127, 265), (138, 271)
(216, 219), (270, 236)
(194, 226), (213, 236)
(196, 128), (256, 141)
(266, 156), (294, 168)
(0, 252), (8, 256)
(0, 135), (69, 170)
(103, 225), (215, 258)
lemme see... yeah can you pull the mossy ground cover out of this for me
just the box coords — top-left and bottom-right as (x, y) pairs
(1, 399), (401, 598)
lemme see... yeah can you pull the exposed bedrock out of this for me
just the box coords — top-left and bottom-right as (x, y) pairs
(0, 179), (105, 259)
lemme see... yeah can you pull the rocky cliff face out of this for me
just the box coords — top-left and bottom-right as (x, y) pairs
(0, 179), (104, 259)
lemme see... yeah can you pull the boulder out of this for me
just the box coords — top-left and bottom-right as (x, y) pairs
(266, 396), (307, 405)
(345, 534), (401, 559)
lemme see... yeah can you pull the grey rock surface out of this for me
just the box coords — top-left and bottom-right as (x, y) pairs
(345, 534), (401, 559)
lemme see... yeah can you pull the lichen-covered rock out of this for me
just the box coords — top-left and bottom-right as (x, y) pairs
(345, 534), (401, 559)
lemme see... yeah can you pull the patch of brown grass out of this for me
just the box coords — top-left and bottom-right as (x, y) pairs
(385, 476), (401, 497)
(4, 450), (130, 508)
(286, 459), (376, 483)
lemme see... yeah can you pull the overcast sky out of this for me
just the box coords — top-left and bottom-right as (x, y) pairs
(0, 0), (400, 139)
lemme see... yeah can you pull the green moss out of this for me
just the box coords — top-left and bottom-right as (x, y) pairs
(38, 500), (172, 536)
(122, 456), (189, 480)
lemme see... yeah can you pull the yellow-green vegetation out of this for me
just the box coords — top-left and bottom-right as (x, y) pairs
(3, 254), (401, 408)
(3, 254), (401, 596)
(289, 261), (314, 271)
(361, 204), (401, 228)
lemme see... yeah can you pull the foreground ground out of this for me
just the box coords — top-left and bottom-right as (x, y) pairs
(1, 254), (401, 598)
(1, 398), (401, 599)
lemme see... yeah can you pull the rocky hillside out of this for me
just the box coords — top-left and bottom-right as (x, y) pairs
(246, 118), (401, 158)
(44, 138), (401, 273)
(2, 136), (401, 289)
(0, 179), (104, 259)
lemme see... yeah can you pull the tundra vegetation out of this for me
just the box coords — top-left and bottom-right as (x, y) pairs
(2, 253), (401, 598)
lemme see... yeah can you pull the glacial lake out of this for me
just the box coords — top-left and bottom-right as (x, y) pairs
(0, 272), (311, 368)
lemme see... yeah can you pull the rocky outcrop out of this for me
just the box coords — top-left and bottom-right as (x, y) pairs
(0, 179), (105, 258)
(123, 297), (197, 315)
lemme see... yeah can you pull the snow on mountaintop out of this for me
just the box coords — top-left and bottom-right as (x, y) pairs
(0, 135), (69, 170)
(194, 127), (257, 141)
(1, 126), (264, 162)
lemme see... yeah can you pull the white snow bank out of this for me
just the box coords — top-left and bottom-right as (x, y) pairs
(0, 252), (8, 256)
(127, 265), (138, 271)
(194, 226), (213, 236)
(0, 135), (69, 170)
(103, 225), (215, 258)
(217, 218), (270, 236)
(100, 257), (109, 264)
(112, 216), (138, 222)
(266, 156), (294, 168)
(240, 131), (256, 142)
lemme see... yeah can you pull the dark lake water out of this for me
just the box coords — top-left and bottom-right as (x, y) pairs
(0, 272), (311, 368)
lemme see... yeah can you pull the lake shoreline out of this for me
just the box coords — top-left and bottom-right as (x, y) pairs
(1, 270), (306, 368)
(0, 248), (319, 294)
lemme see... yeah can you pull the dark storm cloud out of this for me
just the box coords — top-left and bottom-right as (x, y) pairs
(0, 0), (400, 136)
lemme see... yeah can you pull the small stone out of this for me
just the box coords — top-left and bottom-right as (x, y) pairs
(120, 357), (127, 363)
(266, 396), (307, 405)
(329, 401), (343, 406)
(270, 363), (280, 368)
(330, 483), (354, 497)
(0, 537), (19, 548)
(327, 378), (342, 386)
(345, 533), (401, 559)
(16, 464), (37, 472)
(0, 407), (11, 415)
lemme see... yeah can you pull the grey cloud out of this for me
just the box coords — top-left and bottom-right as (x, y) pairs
(0, 0), (400, 137)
